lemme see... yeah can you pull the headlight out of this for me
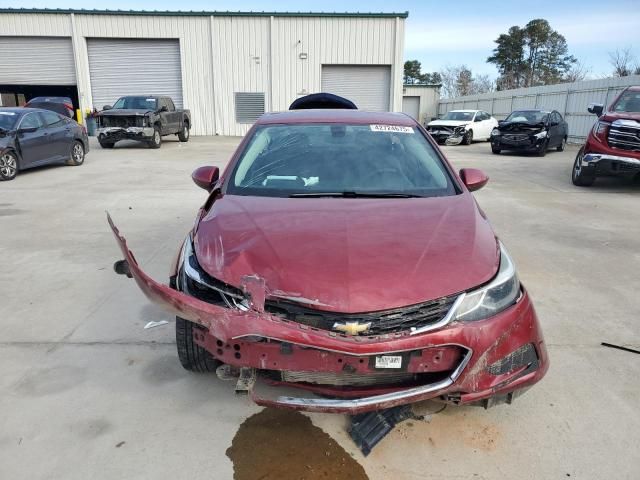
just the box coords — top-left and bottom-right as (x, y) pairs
(452, 242), (520, 322)
(491, 128), (500, 136)
(533, 130), (547, 139)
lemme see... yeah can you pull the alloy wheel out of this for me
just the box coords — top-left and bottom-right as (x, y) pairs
(72, 143), (83, 163)
(0, 153), (17, 178)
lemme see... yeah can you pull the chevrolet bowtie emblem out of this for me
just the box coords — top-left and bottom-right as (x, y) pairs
(332, 321), (372, 336)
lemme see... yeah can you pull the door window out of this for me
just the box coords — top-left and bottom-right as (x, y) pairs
(41, 111), (64, 127)
(19, 113), (44, 130)
(166, 98), (176, 112)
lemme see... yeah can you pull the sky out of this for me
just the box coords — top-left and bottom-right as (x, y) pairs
(3, 0), (640, 79)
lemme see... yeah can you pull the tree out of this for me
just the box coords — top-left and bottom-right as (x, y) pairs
(439, 65), (494, 98)
(488, 19), (576, 89)
(609, 47), (640, 77)
(563, 61), (590, 83)
(403, 60), (442, 85)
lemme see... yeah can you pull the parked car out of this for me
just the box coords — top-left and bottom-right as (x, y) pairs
(0, 107), (88, 181)
(490, 109), (568, 156)
(572, 86), (640, 186)
(426, 110), (498, 145)
(109, 98), (548, 414)
(96, 95), (191, 149)
(24, 96), (75, 119)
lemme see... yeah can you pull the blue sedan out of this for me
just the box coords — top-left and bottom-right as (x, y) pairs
(0, 107), (89, 181)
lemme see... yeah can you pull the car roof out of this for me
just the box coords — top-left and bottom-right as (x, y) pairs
(449, 109), (479, 112)
(513, 108), (550, 113)
(0, 107), (43, 114)
(257, 109), (416, 126)
(28, 97), (72, 102)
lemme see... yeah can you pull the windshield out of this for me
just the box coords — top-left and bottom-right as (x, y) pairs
(0, 111), (18, 130)
(112, 97), (157, 110)
(227, 124), (457, 198)
(441, 111), (475, 121)
(505, 111), (548, 123)
(612, 90), (640, 113)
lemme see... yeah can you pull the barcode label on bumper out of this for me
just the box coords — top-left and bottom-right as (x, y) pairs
(374, 355), (403, 369)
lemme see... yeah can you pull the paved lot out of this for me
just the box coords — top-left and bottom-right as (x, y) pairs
(1, 136), (639, 479)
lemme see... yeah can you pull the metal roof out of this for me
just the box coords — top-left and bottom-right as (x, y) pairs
(0, 8), (408, 18)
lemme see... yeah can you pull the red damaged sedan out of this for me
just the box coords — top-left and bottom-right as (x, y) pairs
(109, 106), (548, 414)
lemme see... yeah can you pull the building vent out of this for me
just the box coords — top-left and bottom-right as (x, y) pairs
(235, 92), (265, 123)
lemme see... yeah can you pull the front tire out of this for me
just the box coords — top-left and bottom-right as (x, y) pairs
(536, 139), (548, 157)
(178, 122), (190, 142)
(491, 146), (501, 154)
(99, 140), (114, 149)
(463, 129), (473, 145)
(572, 147), (595, 186)
(175, 316), (220, 372)
(149, 126), (162, 149)
(67, 140), (85, 166)
(0, 151), (18, 181)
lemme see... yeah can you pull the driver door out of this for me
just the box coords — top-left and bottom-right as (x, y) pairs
(16, 112), (49, 168)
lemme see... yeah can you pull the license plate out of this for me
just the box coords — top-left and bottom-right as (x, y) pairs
(374, 355), (403, 369)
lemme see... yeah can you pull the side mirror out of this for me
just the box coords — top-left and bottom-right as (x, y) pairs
(587, 103), (603, 117)
(102, 105), (112, 111)
(159, 105), (168, 113)
(192, 166), (220, 192)
(474, 117), (482, 122)
(18, 127), (38, 134)
(550, 121), (559, 127)
(459, 168), (489, 192)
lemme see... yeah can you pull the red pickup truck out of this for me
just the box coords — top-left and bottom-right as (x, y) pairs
(572, 86), (640, 186)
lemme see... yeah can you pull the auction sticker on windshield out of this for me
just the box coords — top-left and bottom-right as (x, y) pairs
(374, 355), (403, 369)
(370, 125), (414, 134)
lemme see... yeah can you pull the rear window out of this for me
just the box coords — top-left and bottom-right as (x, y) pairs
(227, 123), (457, 198)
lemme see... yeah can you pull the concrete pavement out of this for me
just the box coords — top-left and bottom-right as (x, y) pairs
(1, 136), (638, 479)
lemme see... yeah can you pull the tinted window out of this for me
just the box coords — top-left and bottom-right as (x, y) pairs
(228, 124), (456, 198)
(113, 97), (157, 110)
(20, 113), (44, 129)
(166, 98), (176, 111)
(41, 111), (63, 127)
(612, 90), (640, 113)
(0, 111), (18, 130)
(505, 111), (549, 123)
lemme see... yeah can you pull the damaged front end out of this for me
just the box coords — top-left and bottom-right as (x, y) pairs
(97, 114), (154, 141)
(109, 214), (548, 414)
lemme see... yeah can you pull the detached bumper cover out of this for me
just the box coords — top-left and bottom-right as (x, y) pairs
(108, 214), (549, 413)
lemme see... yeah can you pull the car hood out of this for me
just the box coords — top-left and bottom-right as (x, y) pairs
(99, 109), (153, 117)
(498, 121), (546, 133)
(193, 194), (499, 313)
(427, 120), (470, 128)
(601, 111), (640, 123)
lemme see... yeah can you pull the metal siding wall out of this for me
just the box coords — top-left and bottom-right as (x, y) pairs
(402, 85), (440, 124)
(438, 75), (640, 141)
(211, 16), (270, 136)
(1, 12), (404, 136)
(87, 39), (183, 108)
(75, 14), (214, 135)
(0, 37), (76, 85)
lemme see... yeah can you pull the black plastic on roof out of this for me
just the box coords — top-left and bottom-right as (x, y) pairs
(0, 8), (408, 18)
(289, 93), (358, 110)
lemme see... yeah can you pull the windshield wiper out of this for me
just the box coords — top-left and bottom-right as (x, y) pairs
(289, 191), (423, 198)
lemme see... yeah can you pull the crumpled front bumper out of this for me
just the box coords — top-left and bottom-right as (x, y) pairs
(97, 126), (154, 141)
(108, 214), (549, 414)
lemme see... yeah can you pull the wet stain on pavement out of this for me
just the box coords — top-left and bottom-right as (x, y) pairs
(141, 355), (185, 385)
(226, 408), (368, 480)
(0, 208), (25, 216)
(14, 366), (86, 397)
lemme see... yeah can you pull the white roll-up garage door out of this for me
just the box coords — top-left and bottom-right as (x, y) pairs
(321, 65), (391, 111)
(0, 37), (76, 85)
(87, 38), (183, 109)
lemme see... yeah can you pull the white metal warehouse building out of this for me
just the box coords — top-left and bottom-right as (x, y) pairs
(0, 8), (407, 136)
